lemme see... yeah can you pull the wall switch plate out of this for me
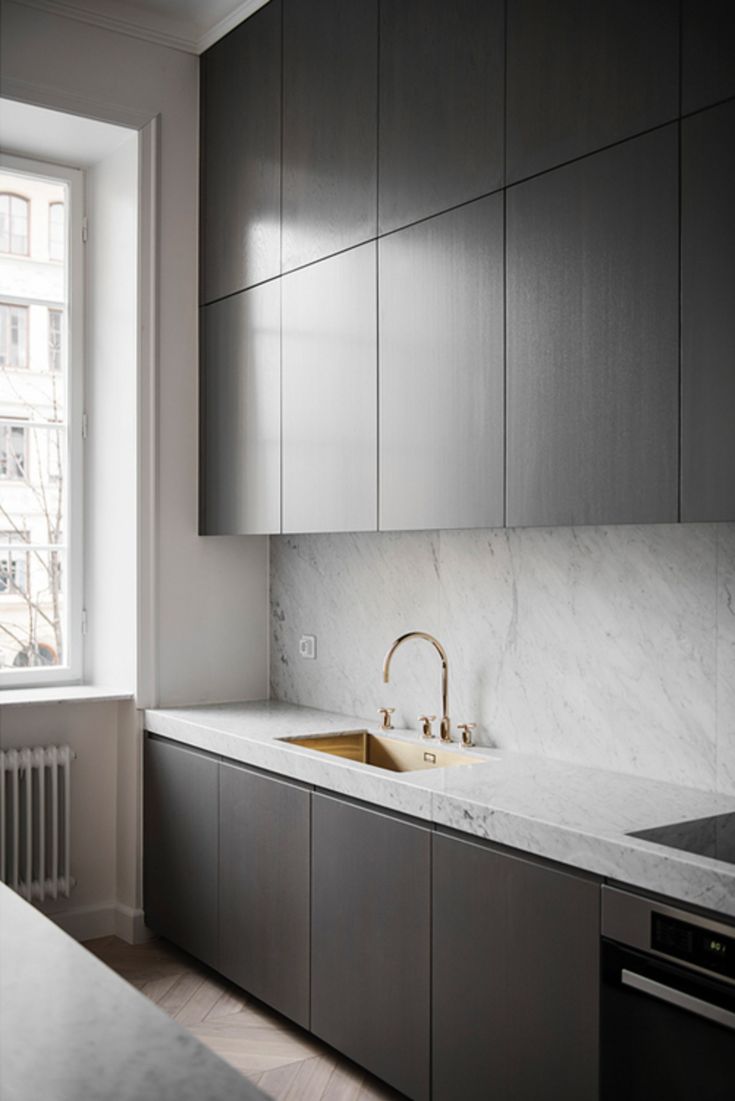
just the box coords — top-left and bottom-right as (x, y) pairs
(299, 634), (317, 659)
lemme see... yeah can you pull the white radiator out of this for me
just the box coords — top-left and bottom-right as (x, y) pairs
(0, 745), (74, 901)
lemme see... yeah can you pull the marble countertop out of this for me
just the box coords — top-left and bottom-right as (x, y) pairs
(145, 700), (735, 918)
(0, 884), (267, 1101)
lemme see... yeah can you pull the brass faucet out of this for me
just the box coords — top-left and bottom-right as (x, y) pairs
(382, 631), (453, 743)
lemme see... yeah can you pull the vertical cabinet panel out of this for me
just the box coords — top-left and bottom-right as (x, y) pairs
(311, 794), (431, 1101)
(378, 0), (504, 234)
(219, 762), (310, 1028)
(200, 0), (281, 302)
(143, 737), (219, 969)
(506, 0), (678, 183)
(282, 244), (377, 533)
(433, 832), (600, 1101)
(379, 195), (504, 531)
(507, 127), (679, 527)
(682, 0), (735, 114)
(681, 101), (735, 521)
(200, 281), (281, 535)
(282, 0), (377, 271)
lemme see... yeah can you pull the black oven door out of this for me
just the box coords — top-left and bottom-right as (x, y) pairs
(601, 940), (735, 1101)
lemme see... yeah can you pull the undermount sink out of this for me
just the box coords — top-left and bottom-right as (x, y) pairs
(279, 731), (485, 773)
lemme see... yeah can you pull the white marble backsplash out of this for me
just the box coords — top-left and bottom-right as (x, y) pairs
(270, 524), (735, 795)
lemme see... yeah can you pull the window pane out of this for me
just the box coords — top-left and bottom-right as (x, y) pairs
(0, 304), (29, 369)
(0, 194), (30, 256)
(48, 202), (64, 262)
(0, 547), (65, 669)
(48, 309), (62, 371)
(0, 422), (27, 479)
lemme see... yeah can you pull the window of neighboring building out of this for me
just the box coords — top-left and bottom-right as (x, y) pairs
(0, 422), (27, 480)
(49, 308), (62, 371)
(48, 202), (64, 262)
(0, 304), (29, 369)
(0, 156), (83, 684)
(0, 531), (30, 595)
(0, 193), (29, 255)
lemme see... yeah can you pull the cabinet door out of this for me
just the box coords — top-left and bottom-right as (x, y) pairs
(219, 762), (310, 1027)
(506, 0), (678, 183)
(379, 195), (504, 530)
(200, 0), (281, 302)
(282, 244), (377, 533)
(681, 101), (735, 522)
(311, 794), (431, 1101)
(144, 736), (218, 969)
(433, 832), (600, 1101)
(200, 281), (281, 535)
(378, 0), (504, 234)
(507, 126), (679, 527)
(282, 0), (377, 271)
(682, 0), (735, 114)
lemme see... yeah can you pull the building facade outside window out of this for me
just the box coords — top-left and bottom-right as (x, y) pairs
(0, 158), (83, 682)
(48, 308), (62, 371)
(0, 304), (29, 369)
(0, 192), (29, 255)
(48, 201), (64, 262)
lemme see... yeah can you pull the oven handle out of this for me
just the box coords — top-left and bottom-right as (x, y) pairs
(621, 969), (735, 1032)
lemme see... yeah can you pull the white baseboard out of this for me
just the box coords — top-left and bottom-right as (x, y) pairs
(44, 902), (152, 944)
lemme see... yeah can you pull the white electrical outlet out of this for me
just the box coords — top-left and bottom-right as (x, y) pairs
(298, 634), (317, 659)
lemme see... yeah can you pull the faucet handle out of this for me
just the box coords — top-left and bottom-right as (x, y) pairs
(457, 723), (477, 748)
(377, 707), (395, 731)
(418, 715), (437, 740)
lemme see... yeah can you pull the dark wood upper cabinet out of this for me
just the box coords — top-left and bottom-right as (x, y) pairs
(378, 0), (504, 235)
(506, 126), (679, 527)
(506, 0), (679, 184)
(433, 831), (600, 1101)
(311, 794), (431, 1101)
(200, 0), (281, 303)
(681, 100), (735, 522)
(200, 281), (281, 535)
(281, 0), (377, 272)
(379, 194), (504, 531)
(682, 1), (735, 115)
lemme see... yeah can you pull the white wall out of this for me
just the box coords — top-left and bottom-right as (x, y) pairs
(0, 0), (269, 707)
(0, 698), (141, 940)
(85, 133), (138, 691)
(271, 524), (735, 796)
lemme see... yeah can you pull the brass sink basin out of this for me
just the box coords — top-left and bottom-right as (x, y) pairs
(280, 731), (485, 773)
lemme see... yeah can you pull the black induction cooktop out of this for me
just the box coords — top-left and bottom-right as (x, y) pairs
(629, 812), (735, 864)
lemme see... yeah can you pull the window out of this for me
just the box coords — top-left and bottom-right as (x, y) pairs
(0, 422), (27, 479)
(49, 309), (62, 371)
(0, 156), (83, 684)
(48, 202), (64, 262)
(0, 531), (30, 595)
(0, 193), (29, 255)
(0, 304), (29, 368)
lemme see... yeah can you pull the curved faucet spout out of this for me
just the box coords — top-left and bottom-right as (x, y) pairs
(382, 631), (451, 742)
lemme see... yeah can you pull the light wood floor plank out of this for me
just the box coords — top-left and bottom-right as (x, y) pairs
(86, 936), (402, 1101)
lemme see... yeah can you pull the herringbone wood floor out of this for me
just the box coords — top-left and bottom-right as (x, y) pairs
(85, 935), (405, 1101)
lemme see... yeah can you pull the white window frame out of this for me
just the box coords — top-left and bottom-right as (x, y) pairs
(0, 153), (84, 688)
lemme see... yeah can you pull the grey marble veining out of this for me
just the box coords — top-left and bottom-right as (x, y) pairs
(144, 701), (735, 917)
(0, 883), (266, 1101)
(717, 524), (735, 796)
(270, 524), (735, 793)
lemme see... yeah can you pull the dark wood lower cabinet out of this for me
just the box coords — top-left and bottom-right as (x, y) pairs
(311, 793), (431, 1101)
(432, 830), (600, 1101)
(145, 740), (602, 1100)
(143, 736), (219, 970)
(219, 761), (310, 1028)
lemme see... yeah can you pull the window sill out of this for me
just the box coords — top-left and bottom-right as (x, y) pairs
(0, 685), (134, 707)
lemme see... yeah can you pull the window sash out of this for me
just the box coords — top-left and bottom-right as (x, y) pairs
(0, 193), (29, 256)
(0, 303), (29, 368)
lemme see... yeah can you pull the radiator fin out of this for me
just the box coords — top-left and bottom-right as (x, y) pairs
(0, 745), (74, 901)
